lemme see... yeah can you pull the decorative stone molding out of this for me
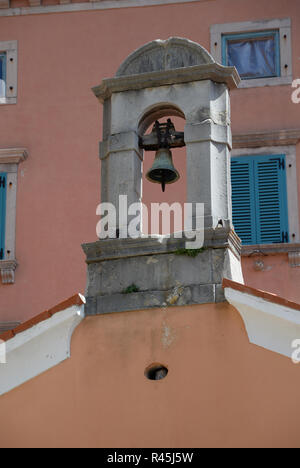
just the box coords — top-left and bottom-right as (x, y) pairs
(0, 0), (208, 17)
(0, 295), (85, 396)
(93, 63), (240, 103)
(233, 129), (300, 149)
(0, 260), (17, 284)
(116, 37), (214, 77)
(242, 243), (300, 256)
(0, 148), (28, 164)
(242, 244), (300, 268)
(224, 279), (300, 359)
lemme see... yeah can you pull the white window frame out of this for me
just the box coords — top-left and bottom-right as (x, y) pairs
(210, 18), (292, 88)
(231, 145), (299, 243)
(0, 40), (17, 105)
(0, 148), (28, 284)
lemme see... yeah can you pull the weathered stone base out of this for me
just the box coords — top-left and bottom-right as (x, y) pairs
(82, 228), (242, 316)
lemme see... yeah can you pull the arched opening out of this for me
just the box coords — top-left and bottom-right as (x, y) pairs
(139, 104), (187, 237)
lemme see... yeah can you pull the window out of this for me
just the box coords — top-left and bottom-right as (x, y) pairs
(0, 173), (6, 260)
(0, 53), (6, 98)
(0, 41), (17, 105)
(0, 148), (28, 284)
(211, 18), (292, 88)
(231, 154), (289, 245)
(222, 30), (280, 80)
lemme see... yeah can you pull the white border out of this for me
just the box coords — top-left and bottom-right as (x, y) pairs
(231, 145), (299, 243)
(210, 18), (293, 88)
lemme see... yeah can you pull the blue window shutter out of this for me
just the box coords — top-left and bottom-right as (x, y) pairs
(0, 173), (7, 260)
(254, 155), (289, 244)
(231, 157), (257, 245)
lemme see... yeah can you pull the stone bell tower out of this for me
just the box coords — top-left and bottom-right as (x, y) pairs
(82, 37), (243, 316)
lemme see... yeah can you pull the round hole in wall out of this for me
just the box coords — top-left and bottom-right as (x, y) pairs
(145, 363), (168, 381)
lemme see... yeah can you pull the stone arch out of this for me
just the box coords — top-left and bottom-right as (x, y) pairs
(138, 102), (185, 136)
(116, 37), (215, 77)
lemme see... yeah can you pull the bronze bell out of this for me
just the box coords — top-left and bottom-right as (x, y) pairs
(146, 148), (180, 192)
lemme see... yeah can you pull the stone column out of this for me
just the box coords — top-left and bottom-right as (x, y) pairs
(99, 128), (143, 236)
(184, 81), (232, 230)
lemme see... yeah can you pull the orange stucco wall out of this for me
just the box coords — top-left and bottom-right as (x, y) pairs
(1, 302), (300, 448)
(0, 0), (299, 322)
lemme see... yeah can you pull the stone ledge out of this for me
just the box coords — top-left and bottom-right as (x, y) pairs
(93, 63), (240, 103)
(82, 228), (241, 264)
(232, 129), (300, 149)
(241, 243), (300, 268)
(85, 283), (225, 316)
(241, 243), (300, 256)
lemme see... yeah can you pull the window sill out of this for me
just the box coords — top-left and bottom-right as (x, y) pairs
(0, 97), (17, 105)
(238, 76), (292, 89)
(0, 259), (17, 284)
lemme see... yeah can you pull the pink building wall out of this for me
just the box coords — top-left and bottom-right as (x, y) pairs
(0, 0), (299, 322)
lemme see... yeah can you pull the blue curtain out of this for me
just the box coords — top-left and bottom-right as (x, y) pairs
(227, 37), (276, 78)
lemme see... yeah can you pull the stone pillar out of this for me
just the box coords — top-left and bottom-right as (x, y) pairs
(99, 129), (143, 235)
(184, 81), (232, 229)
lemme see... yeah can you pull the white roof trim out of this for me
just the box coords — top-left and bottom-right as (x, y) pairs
(225, 286), (300, 360)
(0, 302), (85, 396)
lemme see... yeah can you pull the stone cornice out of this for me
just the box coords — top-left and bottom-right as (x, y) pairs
(92, 63), (240, 103)
(0, 0), (214, 17)
(233, 129), (300, 149)
(241, 243), (300, 256)
(82, 227), (241, 264)
(0, 148), (28, 164)
(241, 243), (300, 268)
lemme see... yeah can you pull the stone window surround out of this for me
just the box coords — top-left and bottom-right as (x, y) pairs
(232, 144), (299, 267)
(0, 40), (17, 105)
(0, 148), (28, 284)
(210, 18), (292, 88)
